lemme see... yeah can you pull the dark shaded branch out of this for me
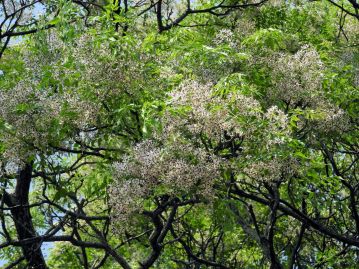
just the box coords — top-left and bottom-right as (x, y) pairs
(288, 222), (306, 269)
(156, 0), (268, 32)
(230, 185), (359, 247)
(169, 226), (230, 269)
(140, 199), (178, 268)
(327, 0), (359, 19)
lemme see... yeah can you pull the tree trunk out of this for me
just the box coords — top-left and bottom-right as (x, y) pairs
(9, 163), (47, 269)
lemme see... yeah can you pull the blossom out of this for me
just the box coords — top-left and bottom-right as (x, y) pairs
(312, 105), (350, 134)
(264, 106), (291, 146)
(109, 140), (223, 230)
(213, 29), (237, 48)
(166, 80), (261, 141)
(270, 45), (324, 107)
(243, 157), (299, 183)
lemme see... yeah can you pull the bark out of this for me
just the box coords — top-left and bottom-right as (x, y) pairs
(8, 163), (47, 269)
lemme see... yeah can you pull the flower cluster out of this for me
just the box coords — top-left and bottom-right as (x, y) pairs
(243, 156), (299, 183)
(234, 18), (256, 38)
(109, 140), (223, 228)
(0, 66), (99, 163)
(213, 29), (237, 48)
(0, 82), (98, 124)
(313, 105), (350, 134)
(270, 45), (324, 107)
(266, 45), (352, 137)
(339, 50), (359, 87)
(0, 30), (160, 164)
(166, 80), (261, 140)
(264, 106), (291, 146)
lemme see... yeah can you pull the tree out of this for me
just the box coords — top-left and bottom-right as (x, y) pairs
(0, 0), (358, 268)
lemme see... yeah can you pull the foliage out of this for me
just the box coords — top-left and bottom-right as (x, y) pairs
(0, 1), (358, 269)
